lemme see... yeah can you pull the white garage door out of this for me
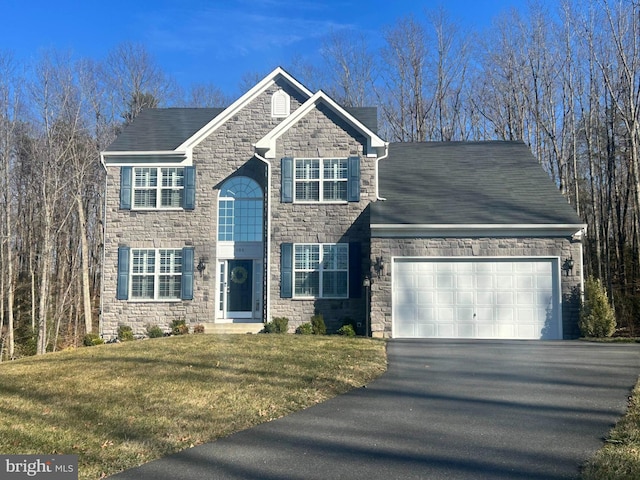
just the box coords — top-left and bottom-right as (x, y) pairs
(393, 258), (561, 339)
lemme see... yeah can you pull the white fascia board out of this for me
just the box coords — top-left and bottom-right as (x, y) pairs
(101, 150), (190, 166)
(254, 90), (387, 159)
(371, 223), (588, 238)
(177, 67), (313, 151)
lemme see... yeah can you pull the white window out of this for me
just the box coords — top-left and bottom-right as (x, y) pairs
(295, 158), (348, 202)
(271, 89), (290, 117)
(294, 244), (348, 298)
(131, 249), (182, 300)
(218, 177), (263, 242)
(133, 167), (184, 209)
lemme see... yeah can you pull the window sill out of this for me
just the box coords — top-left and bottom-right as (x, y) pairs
(126, 298), (183, 303)
(292, 201), (349, 205)
(292, 296), (349, 300)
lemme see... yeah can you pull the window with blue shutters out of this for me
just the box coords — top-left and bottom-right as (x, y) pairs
(119, 166), (195, 210)
(282, 157), (360, 203)
(281, 243), (353, 299)
(117, 246), (194, 301)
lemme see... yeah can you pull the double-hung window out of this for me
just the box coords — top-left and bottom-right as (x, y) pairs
(131, 248), (182, 300)
(295, 158), (348, 202)
(293, 244), (348, 298)
(133, 167), (184, 209)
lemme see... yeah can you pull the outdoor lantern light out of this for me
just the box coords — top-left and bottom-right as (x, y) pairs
(197, 258), (206, 275)
(374, 256), (384, 278)
(563, 256), (574, 276)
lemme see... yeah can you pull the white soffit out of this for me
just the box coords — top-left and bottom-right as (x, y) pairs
(371, 224), (587, 238)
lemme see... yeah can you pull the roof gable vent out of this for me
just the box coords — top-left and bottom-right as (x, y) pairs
(271, 89), (290, 118)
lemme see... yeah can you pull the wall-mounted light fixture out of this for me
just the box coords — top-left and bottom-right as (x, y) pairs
(197, 258), (206, 275)
(374, 256), (384, 278)
(563, 256), (574, 276)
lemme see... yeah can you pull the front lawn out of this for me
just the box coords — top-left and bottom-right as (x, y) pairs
(581, 376), (640, 479)
(0, 334), (387, 479)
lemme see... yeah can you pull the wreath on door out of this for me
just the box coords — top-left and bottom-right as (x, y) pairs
(230, 266), (248, 284)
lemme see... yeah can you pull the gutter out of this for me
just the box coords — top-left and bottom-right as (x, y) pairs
(376, 142), (390, 201)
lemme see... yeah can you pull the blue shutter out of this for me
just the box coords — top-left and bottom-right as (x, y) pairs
(281, 157), (293, 203)
(117, 246), (130, 300)
(347, 156), (360, 202)
(281, 243), (293, 298)
(183, 166), (196, 210)
(181, 247), (194, 300)
(120, 166), (132, 210)
(349, 242), (362, 298)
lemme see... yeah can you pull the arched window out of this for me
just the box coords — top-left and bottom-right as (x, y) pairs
(218, 177), (263, 242)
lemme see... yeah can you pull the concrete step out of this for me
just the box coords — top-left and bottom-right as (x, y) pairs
(202, 323), (264, 335)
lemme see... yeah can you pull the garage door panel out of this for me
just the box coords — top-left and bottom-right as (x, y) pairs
(393, 258), (560, 339)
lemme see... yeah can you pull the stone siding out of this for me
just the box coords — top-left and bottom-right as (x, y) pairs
(369, 236), (583, 339)
(269, 105), (375, 333)
(101, 80), (311, 337)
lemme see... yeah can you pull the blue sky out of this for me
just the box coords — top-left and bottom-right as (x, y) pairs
(1, 0), (530, 98)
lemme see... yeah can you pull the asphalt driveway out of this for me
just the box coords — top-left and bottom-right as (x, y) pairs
(110, 340), (640, 480)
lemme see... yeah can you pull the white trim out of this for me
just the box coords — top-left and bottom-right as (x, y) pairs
(101, 151), (189, 166)
(371, 224), (587, 238)
(254, 90), (386, 159)
(390, 255), (563, 339)
(178, 67), (313, 151)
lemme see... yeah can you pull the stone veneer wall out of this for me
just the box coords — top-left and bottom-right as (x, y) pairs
(268, 104), (377, 333)
(100, 79), (310, 338)
(369, 236), (583, 339)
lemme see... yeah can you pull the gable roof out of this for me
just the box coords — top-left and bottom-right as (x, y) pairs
(255, 91), (387, 158)
(105, 108), (224, 152)
(371, 141), (585, 233)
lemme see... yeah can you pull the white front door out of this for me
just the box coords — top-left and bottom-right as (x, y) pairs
(218, 259), (262, 322)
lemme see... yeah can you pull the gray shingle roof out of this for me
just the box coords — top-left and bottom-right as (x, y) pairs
(105, 108), (224, 152)
(105, 106), (378, 153)
(371, 141), (582, 225)
(344, 107), (378, 134)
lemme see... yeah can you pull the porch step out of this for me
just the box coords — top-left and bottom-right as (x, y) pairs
(202, 323), (265, 335)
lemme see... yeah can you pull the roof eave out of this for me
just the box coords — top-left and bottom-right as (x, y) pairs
(101, 150), (188, 165)
(370, 223), (588, 238)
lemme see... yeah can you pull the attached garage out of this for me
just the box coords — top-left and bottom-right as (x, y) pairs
(392, 257), (561, 339)
(369, 142), (587, 339)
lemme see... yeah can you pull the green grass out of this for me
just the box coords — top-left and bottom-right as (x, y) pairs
(581, 377), (640, 479)
(0, 334), (387, 480)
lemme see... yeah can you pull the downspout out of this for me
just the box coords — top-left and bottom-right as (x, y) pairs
(254, 153), (272, 324)
(376, 142), (390, 201)
(99, 153), (109, 338)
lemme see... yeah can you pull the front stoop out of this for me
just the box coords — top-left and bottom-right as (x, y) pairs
(202, 323), (264, 334)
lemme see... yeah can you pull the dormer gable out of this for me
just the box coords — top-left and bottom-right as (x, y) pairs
(177, 67), (312, 151)
(255, 90), (387, 159)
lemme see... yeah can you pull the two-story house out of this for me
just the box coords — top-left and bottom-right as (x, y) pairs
(100, 67), (586, 340)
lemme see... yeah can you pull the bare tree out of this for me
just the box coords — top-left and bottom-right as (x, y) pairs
(104, 42), (174, 124)
(0, 52), (22, 359)
(320, 30), (376, 107)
